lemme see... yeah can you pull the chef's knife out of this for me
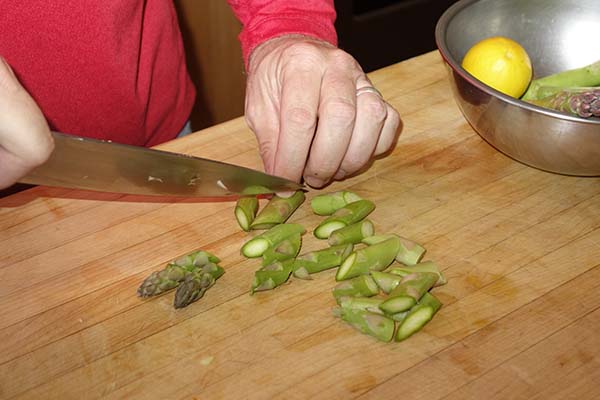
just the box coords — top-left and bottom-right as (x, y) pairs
(19, 132), (303, 197)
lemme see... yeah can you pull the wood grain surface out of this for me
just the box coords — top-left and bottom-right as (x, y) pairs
(1, 51), (599, 400)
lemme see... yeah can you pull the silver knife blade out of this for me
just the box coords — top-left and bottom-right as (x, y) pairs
(19, 132), (303, 197)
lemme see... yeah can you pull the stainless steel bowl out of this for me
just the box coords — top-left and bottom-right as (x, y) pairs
(435, 0), (600, 176)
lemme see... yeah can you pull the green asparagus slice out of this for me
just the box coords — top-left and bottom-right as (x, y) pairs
(362, 234), (426, 265)
(328, 219), (375, 246)
(333, 307), (395, 342)
(173, 250), (221, 267)
(335, 236), (401, 281)
(173, 264), (225, 309)
(261, 232), (302, 266)
(241, 223), (306, 258)
(234, 196), (259, 232)
(395, 292), (442, 341)
(251, 259), (295, 293)
(379, 272), (438, 314)
(332, 275), (380, 302)
(310, 191), (362, 216)
(338, 296), (385, 314)
(387, 261), (447, 287)
(314, 199), (375, 239)
(370, 271), (404, 294)
(249, 191), (306, 230)
(292, 243), (353, 279)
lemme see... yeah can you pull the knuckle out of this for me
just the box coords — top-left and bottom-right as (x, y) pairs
(323, 98), (356, 124)
(363, 99), (388, 123)
(329, 50), (359, 70)
(285, 106), (317, 132)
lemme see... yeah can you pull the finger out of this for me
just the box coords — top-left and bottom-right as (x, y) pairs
(272, 67), (321, 182)
(303, 72), (357, 187)
(336, 84), (388, 178)
(374, 103), (401, 156)
(245, 100), (280, 175)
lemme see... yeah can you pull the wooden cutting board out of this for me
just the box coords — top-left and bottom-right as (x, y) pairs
(1, 51), (599, 400)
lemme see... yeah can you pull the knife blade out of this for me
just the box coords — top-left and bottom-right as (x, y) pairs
(19, 132), (303, 197)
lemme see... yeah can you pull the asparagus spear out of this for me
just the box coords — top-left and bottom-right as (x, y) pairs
(362, 234), (426, 265)
(173, 250), (221, 267)
(241, 223), (306, 258)
(292, 243), (353, 279)
(261, 232), (302, 266)
(234, 196), (259, 232)
(251, 258), (295, 293)
(528, 87), (600, 118)
(522, 60), (600, 101)
(333, 307), (395, 342)
(314, 199), (375, 239)
(332, 275), (380, 302)
(310, 191), (362, 215)
(395, 292), (442, 341)
(379, 272), (438, 314)
(249, 191), (305, 230)
(173, 263), (225, 309)
(335, 236), (401, 281)
(387, 261), (447, 287)
(328, 219), (374, 246)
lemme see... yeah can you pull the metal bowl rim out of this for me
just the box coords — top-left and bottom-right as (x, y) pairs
(434, 0), (600, 126)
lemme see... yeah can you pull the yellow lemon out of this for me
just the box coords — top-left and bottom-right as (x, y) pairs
(461, 36), (532, 98)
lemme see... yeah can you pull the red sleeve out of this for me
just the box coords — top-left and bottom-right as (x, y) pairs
(227, 0), (338, 68)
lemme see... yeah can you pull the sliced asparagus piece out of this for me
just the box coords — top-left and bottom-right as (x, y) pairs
(387, 261), (447, 287)
(292, 243), (353, 279)
(261, 232), (302, 266)
(335, 236), (401, 281)
(241, 223), (306, 258)
(332, 275), (380, 302)
(338, 296), (385, 314)
(379, 272), (438, 314)
(314, 199), (375, 239)
(522, 60), (600, 101)
(173, 264), (225, 309)
(362, 234), (426, 265)
(328, 219), (374, 246)
(234, 196), (259, 232)
(251, 259), (295, 293)
(249, 191), (305, 230)
(173, 250), (221, 267)
(333, 307), (395, 342)
(310, 191), (362, 215)
(370, 271), (404, 294)
(395, 292), (442, 341)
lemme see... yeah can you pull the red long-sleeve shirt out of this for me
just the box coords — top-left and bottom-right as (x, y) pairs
(0, 0), (337, 147)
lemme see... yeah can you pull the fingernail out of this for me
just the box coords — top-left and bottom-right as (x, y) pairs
(305, 176), (325, 188)
(275, 190), (295, 198)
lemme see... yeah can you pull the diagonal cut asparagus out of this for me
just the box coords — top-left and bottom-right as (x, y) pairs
(335, 236), (401, 281)
(332, 275), (380, 302)
(333, 307), (395, 342)
(251, 258), (295, 293)
(338, 296), (385, 315)
(370, 271), (404, 294)
(328, 219), (374, 246)
(314, 199), (375, 239)
(173, 264), (225, 309)
(249, 191), (305, 230)
(362, 234), (426, 265)
(395, 292), (442, 341)
(386, 261), (447, 287)
(234, 196), (259, 232)
(261, 232), (302, 266)
(379, 272), (438, 314)
(310, 191), (362, 216)
(241, 223), (306, 258)
(292, 243), (353, 279)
